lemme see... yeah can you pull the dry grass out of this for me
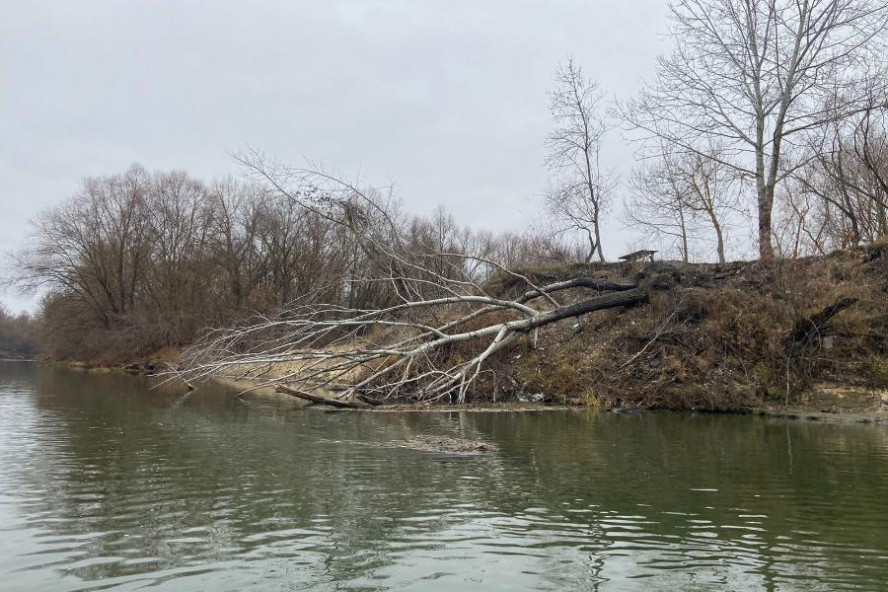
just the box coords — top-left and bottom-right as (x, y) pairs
(478, 246), (888, 411)
(187, 245), (888, 411)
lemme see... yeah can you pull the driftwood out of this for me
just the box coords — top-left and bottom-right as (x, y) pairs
(395, 435), (499, 453)
(276, 385), (372, 409)
(320, 435), (499, 453)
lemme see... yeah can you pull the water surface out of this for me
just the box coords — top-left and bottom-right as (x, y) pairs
(1, 361), (887, 590)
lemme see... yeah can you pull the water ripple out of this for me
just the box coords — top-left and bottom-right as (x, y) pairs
(1, 363), (888, 590)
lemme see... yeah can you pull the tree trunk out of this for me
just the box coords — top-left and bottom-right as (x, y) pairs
(594, 217), (605, 262)
(276, 385), (372, 409)
(520, 288), (648, 329)
(679, 203), (689, 263)
(709, 211), (726, 264)
(758, 186), (775, 260)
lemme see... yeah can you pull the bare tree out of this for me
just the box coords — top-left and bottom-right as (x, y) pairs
(794, 87), (888, 248)
(207, 178), (269, 313)
(628, 143), (744, 263)
(627, 150), (695, 262)
(545, 59), (612, 262)
(11, 166), (223, 359)
(622, 0), (888, 260)
(680, 148), (746, 264)
(0, 304), (41, 358)
(13, 165), (153, 326)
(774, 181), (831, 257)
(143, 170), (215, 343)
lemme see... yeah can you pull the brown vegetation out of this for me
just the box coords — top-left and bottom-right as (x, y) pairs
(480, 246), (888, 411)
(12, 164), (579, 366)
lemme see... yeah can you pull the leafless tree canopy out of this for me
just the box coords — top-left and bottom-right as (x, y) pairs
(11, 163), (584, 364)
(627, 143), (747, 263)
(622, 0), (888, 260)
(627, 148), (695, 263)
(0, 304), (40, 358)
(781, 88), (888, 254)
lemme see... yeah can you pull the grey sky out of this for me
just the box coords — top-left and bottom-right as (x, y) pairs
(1, 0), (670, 312)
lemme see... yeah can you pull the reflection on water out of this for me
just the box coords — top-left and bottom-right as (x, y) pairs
(1, 361), (887, 590)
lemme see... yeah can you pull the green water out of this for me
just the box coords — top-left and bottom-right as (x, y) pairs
(1, 362), (887, 591)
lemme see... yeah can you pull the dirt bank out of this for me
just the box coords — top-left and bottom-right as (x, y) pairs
(48, 244), (888, 419)
(471, 244), (888, 414)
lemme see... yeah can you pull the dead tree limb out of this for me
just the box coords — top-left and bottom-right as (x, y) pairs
(276, 385), (371, 409)
(181, 283), (648, 404)
(177, 157), (650, 404)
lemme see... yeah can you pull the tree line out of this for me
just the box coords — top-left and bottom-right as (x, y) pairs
(8, 0), (888, 363)
(11, 163), (578, 362)
(0, 305), (40, 359)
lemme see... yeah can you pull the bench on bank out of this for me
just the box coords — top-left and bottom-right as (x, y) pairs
(618, 249), (657, 263)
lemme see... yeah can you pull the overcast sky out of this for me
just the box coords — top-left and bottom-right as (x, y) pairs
(0, 0), (670, 312)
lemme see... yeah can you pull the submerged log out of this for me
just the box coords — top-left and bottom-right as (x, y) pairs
(396, 435), (499, 453)
(275, 385), (372, 409)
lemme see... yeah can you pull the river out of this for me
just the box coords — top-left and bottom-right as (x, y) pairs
(1, 361), (887, 590)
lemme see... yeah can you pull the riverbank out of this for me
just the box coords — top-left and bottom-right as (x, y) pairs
(44, 244), (888, 418)
(213, 372), (888, 424)
(200, 376), (888, 425)
(46, 351), (179, 375)
(480, 245), (888, 414)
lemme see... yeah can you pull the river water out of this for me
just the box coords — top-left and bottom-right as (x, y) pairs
(1, 361), (887, 591)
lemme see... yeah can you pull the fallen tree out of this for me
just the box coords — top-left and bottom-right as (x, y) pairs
(178, 156), (648, 404)
(177, 222), (888, 412)
(182, 279), (648, 404)
(275, 385), (371, 409)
